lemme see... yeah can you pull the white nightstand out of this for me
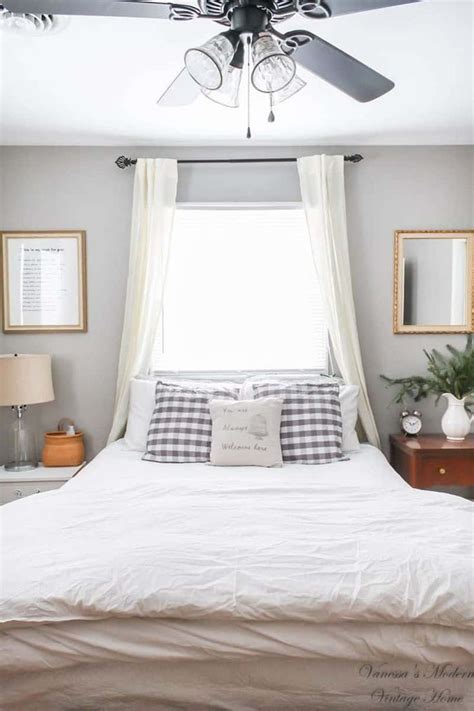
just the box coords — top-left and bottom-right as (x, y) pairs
(0, 463), (86, 505)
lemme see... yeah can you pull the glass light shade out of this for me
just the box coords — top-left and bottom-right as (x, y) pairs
(251, 35), (296, 93)
(185, 33), (235, 91)
(201, 66), (242, 108)
(272, 74), (306, 104)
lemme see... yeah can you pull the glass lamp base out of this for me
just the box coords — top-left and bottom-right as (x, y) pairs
(5, 406), (38, 472)
(4, 461), (38, 472)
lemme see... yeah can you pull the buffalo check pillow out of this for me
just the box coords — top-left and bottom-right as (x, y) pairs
(143, 381), (240, 463)
(251, 382), (344, 464)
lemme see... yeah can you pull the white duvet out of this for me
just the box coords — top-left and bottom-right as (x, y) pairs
(1, 442), (472, 635)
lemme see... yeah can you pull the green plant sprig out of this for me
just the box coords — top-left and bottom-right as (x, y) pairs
(381, 335), (474, 413)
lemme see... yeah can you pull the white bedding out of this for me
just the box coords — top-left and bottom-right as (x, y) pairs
(1, 442), (473, 709)
(1, 442), (472, 630)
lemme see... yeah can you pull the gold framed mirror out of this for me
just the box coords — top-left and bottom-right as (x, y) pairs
(393, 230), (474, 334)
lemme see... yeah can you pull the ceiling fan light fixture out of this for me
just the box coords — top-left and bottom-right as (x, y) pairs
(251, 34), (296, 93)
(184, 32), (236, 90)
(202, 65), (243, 108)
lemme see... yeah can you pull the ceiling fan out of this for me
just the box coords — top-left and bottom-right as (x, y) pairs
(4, 0), (422, 130)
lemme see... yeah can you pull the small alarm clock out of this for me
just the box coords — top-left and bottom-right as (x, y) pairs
(400, 410), (423, 437)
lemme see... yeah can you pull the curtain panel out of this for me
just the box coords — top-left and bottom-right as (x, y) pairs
(297, 154), (380, 448)
(108, 158), (178, 443)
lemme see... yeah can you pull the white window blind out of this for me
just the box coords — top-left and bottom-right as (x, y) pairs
(152, 206), (327, 372)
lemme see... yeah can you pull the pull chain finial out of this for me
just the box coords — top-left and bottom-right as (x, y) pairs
(268, 93), (275, 123)
(246, 35), (252, 139)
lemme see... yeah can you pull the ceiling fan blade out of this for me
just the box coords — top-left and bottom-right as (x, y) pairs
(157, 68), (200, 107)
(4, 0), (172, 19)
(294, 35), (394, 102)
(324, 0), (422, 17)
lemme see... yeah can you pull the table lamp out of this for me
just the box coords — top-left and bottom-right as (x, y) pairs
(0, 354), (55, 472)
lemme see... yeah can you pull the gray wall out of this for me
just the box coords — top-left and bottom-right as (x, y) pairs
(0, 145), (473, 464)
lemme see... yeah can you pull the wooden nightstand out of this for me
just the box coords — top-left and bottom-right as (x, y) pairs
(0, 463), (86, 505)
(390, 434), (474, 489)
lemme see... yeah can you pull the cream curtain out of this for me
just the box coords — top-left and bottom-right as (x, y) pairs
(297, 154), (380, 447)
(108, 158), (178, 443)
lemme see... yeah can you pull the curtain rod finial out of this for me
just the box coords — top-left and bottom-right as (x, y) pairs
(115, 156), (136, 170)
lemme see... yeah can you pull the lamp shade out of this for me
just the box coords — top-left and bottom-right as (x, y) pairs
(251, 35), (296, 93)
(0, 354), (54, 406)
(271, 74), (306, 104)
(202, 65), (243, 107)
(185, 33), (235, 91)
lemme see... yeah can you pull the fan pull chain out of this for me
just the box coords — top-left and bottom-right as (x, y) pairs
(246, 35), (252, 139)
(268, 93), (275, 123)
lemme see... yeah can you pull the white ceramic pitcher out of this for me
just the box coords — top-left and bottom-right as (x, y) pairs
(441, 394), (474, 441)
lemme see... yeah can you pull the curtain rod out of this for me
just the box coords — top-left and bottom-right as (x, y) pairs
(115, 154), (363, 169)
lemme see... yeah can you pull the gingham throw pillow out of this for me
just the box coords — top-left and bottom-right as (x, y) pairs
(251, 382), (343, 464)
(143, 381), (240, 463)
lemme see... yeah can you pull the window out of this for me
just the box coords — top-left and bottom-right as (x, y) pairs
(152, 206), (327, 372)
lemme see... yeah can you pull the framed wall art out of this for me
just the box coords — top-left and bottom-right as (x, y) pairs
(393, 229), (474, 334)
(1, 231), (87, 333)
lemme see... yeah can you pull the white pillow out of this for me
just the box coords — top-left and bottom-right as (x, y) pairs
(124, 376), (245, 452)
(123, 378), (156, 451)
(209, 398), (283, 467)
(242, 376), (360, 452)
(339, 384), (360, 452)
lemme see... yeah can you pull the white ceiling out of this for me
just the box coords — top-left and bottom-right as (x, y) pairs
(0, 0), (472, 145)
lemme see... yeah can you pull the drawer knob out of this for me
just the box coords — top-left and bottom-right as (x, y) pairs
(438, 467), (447, 475)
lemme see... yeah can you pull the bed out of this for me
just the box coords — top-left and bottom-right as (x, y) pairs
(1, 440), (473, 710)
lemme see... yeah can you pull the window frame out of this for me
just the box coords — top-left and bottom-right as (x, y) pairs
(151, 201), (329, 377)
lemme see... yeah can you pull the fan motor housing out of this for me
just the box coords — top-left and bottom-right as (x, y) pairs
(229, 4), (270, 33)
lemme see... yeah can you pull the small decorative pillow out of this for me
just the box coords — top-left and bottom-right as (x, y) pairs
(251, 382), (343, 465)
(143, 381), (240, 463)
(209, 398), (284, 467)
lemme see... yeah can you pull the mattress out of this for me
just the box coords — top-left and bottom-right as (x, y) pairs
(1, 442), (473, 709)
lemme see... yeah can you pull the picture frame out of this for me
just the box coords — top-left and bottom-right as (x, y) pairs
(393, 229), (474, 334)
(1, 230), (87, 333)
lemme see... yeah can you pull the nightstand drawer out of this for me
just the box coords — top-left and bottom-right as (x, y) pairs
(419, 457), (473, 487)
(0, 481), (65, 505)
(390, 434), (474, 493)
